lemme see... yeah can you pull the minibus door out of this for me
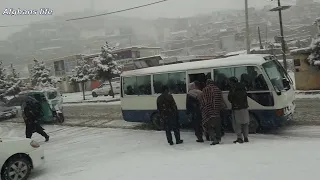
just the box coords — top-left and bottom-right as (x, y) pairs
(187, 68), (212, 90)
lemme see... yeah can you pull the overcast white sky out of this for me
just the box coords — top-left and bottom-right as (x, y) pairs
(0, 0), (298, 39)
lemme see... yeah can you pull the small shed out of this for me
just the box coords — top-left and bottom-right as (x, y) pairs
(290, 47), (320, 90)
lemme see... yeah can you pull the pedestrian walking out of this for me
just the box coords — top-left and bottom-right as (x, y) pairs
(186, 81), (204, 142)
(228, 77), (250, 144)
(22, 95), (49, 142)
(199, 79), (224, 145)
(157, 85), (183, 145)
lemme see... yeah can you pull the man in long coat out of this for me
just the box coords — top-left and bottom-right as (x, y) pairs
(199, 79), (224, 145)
(186, 81), (204, 142)
(22, 95), (50, 142)
(157, 85), (183, 145)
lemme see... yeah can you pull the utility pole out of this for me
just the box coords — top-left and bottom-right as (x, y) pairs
(258, 27), (263, 49)
(277, 0), (287, 71)
(245, 0), (250, 54)
(270, 0), (291, 71)
(265, 25), (268, 48)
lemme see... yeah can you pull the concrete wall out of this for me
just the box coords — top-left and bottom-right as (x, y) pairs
(294, 54), (320, 90)
(139, 48), (161, 57)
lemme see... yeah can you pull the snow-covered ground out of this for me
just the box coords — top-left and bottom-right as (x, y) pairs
(1, 123), (320, 180)
(62, 91), (120, 103)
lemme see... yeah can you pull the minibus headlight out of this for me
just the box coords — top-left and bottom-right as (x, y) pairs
(276, 108), (284, 116)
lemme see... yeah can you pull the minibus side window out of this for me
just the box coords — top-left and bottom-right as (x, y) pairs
(136, 76), (151, 95)
(213, 68), (233, 91)
(214, 66), (273, 106)
(123, 75), (151, 95)
(153, 72), (186, 94)
(213, 66), (269, 91)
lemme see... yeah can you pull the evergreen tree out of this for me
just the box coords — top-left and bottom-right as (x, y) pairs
(7, 64), (20, 84)
(0, 62), (21, 97)
(92, 42), (122, 98)
(69, 58), (95, 100)
(6, 64), (21, 96)
(0, 61), (9, 90)
(31, 59), (61, 88)
(309, 36), (320, 66)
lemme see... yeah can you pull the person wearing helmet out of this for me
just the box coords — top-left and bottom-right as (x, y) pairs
(228, 77), (249, 144)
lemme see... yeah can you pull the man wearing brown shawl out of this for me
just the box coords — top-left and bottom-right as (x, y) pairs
(199, 79), (224, 145)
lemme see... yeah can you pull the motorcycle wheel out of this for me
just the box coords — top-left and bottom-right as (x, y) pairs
(57, 113), (65, 123)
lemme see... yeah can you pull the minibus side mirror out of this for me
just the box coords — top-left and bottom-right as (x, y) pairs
(282, 78), (290, 88)
(274, 86), (282, 96)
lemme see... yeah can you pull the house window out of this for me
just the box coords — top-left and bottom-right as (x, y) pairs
(294, 59), (301, 67)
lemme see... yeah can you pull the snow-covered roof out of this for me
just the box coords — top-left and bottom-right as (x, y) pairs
(170, 30), (188, 35)
(290, 47), (312, 55)
(39, 46), (61, 51)
(122, 54), (271, 77)
(112, 46), (161, 53)
(226, 50), (247, 56)
(82, 53), (100, 59)
(135, 55), (162, 60)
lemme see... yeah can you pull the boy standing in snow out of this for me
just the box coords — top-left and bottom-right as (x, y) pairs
(228, 77), (249, 144)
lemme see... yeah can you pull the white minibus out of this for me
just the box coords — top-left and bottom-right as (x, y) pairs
(120, 54), (295, 133)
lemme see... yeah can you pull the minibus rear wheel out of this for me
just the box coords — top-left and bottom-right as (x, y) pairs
(249, 114), (260, 134)
(151, 112), (164, 131)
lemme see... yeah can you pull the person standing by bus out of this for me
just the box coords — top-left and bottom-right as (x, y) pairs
(186, 81), (204, 142)
(228, 77), (250, 144)
(199, 79), (224, 145)
(157, 85), (183, 145)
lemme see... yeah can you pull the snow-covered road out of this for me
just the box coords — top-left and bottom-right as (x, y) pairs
(1, 123), (320, 180)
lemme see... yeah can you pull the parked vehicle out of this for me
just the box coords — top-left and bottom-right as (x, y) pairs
(0, 137), (45, 180)
(92, 81), (121, 97)
(120, 54), (295, 133)
(18, 89), (64, 123)
(0, 102), (18, 120)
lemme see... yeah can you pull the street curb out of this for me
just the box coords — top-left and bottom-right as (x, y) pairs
(295, 90), (320, 95)
(63, 98), (120, 105)
(4, 119), (320, 131)
(3, 121), (149, 130)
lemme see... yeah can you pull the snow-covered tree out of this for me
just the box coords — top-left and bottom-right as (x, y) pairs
(309, 36), (320, 67)
(92, 42), (122, 98)
(0, 61), (9, 90)
(31, 59), (61, 88)
(0, 62), (22, 97)
(6, 64), (21, 96)
(69, 58), (95, 100)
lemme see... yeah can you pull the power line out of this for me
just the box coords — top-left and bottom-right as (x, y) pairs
(66, 0), (169, 21)
(0, 0), (169, 28)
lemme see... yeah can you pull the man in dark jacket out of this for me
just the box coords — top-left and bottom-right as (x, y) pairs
(186, 81), (204, 142)
(228, 77), (249, 144)
(22, 95), (49, 142)
(157, 85), (183, 145)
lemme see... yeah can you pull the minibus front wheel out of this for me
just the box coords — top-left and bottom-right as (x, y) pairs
(249, 114), (260, 134)
(151, 112), (164, 131)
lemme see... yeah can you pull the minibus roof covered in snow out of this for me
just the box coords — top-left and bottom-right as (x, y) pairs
(121, 54), (275, 77)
